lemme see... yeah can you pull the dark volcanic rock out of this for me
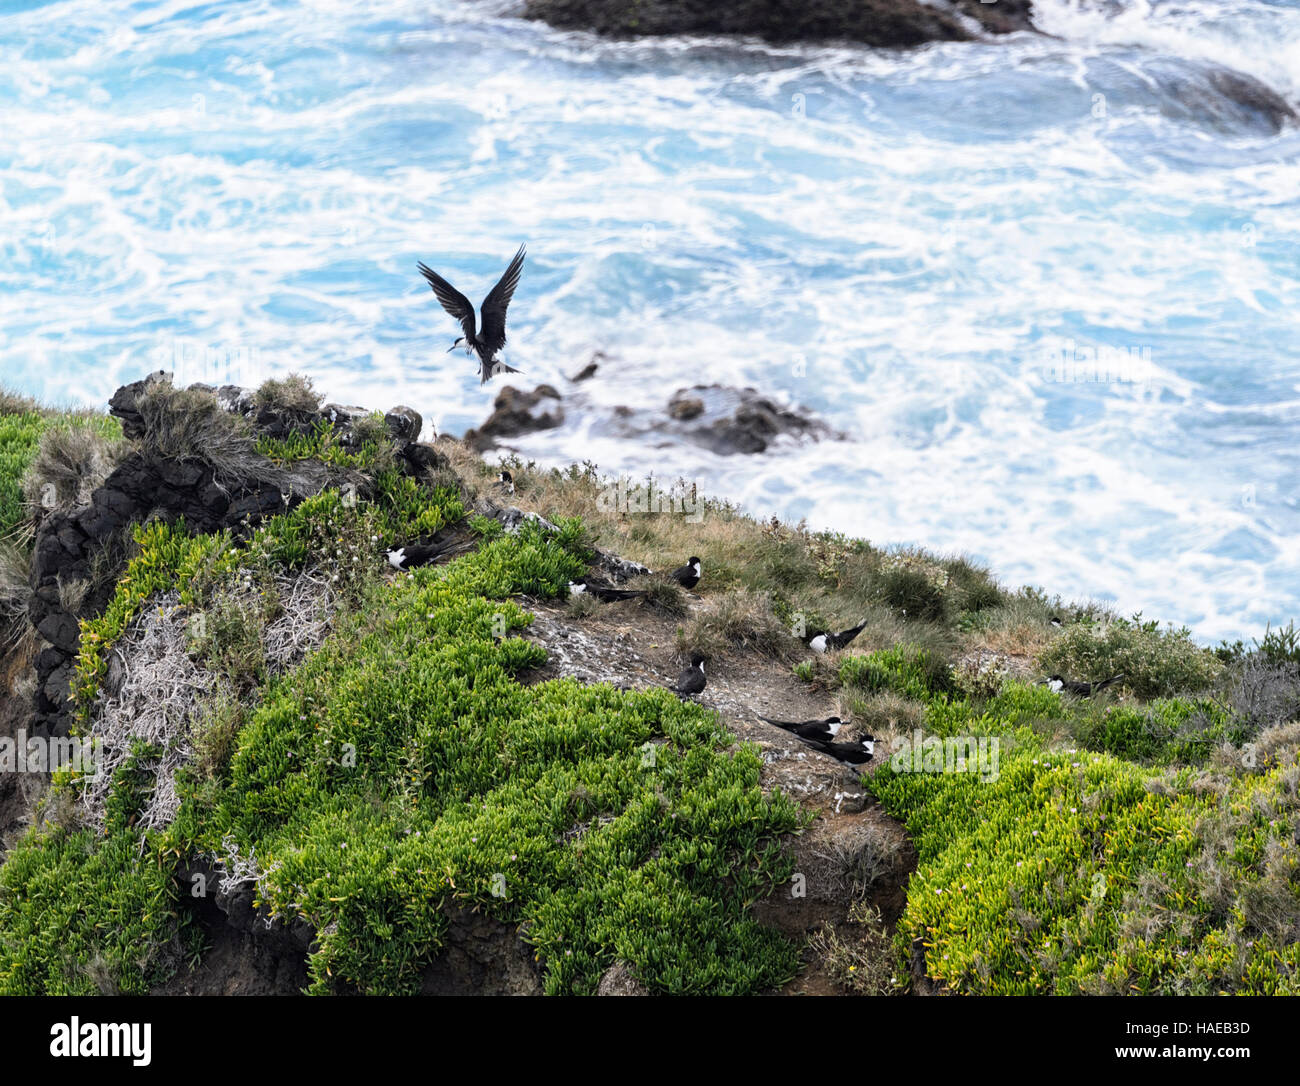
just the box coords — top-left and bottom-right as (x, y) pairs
(1182, 62), (1297, 133)
(667, 393), (704, 421)
(655, 385), (830, 456)
(384, 405), (423, 443)
(401, 441), (449, 476)
(525, 0), (1036, 46)
(463, 385), (565, 451)
(26, 378), (344, 739)
(107, 370), (171, 439)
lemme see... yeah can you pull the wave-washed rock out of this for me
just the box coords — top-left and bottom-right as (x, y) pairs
(466, 377), (834, 457)
(523, 0), (1036, 47)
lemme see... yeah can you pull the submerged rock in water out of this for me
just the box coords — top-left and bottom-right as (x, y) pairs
(648, 384), (831, 456)
(463, 385), (565, 450)
(524, 0), (1036, 47)
(1129, 56), (1297, 135)
(465, 379), (831, 457)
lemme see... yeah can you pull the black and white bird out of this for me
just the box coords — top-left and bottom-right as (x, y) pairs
(497, 469), (515, 496)
(1044, 673), (1124, 697)
(760, 715), (844, 743)
(567, 577), (645, 603)
(386, 542), (445, 572)
(805, 736), (875, 765)
(806, 620), (868, 655)
(668, 556), (702, 590)
(673, 655), (707, 697)
(418, 244), (526, 384)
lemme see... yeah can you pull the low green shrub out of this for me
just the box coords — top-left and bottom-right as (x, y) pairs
(1037, 615), (1223, 698)
(4, 508), (801, 996)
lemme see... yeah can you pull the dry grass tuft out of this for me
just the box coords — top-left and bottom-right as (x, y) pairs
(806, 901), (897, 995)
(0, 541), (34, 656)
(81, 571), (337, 831)
(675, 589), (796, 662)
(23, 421), (123, 518)
(254, 373), (323, 415)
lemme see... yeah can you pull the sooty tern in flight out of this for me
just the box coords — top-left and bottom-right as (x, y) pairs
(418, 244), (526, 384)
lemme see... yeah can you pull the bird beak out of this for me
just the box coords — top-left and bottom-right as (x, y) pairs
(446, 344), (457, 353)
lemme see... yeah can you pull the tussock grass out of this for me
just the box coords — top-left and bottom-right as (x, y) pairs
(136, 384), (261, 483)
(23, 420), (124, 517)
(254, 373), (323, 415)
(1, 397), (121, 543)
(0, 541), (33, 655)
(675, 589), (796, 663)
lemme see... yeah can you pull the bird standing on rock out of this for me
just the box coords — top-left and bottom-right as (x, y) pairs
(418, 244), (526, 384)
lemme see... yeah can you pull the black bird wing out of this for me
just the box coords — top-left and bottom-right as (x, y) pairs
(477, 243), (526, 359)
(831, 621), (868, 649)
(759, 715), (837, 742)
(589, 586), (646, 602)
(675, 667), (705, 695)
(805, 739), (871, 764)
(418, 261), (477, 343)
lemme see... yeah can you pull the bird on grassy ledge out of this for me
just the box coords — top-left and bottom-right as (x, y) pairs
(567, 577), (646, 603)
(806, 620), (868, 654)
(1044, 673), (1124, 697)
(673, 654), (707, 697)
(386, 540), (455, 572)
(497, 469), (515, 495)
(418, 243), (526, 384)
(759, 715), (844, 742)
(668, 556), (701, 590)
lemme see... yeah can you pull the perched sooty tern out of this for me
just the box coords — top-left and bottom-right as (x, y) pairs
(669, 556), (701, 590)
(760, 715), (844, 743)
(497, 469), (515, 495)
(1043, 673), (1124, 697)
(807, 737), (875, 765)
(807, 620), (868, 654)
(673, 655), (707, 697)
(386, 540), (455, 572)
(418, 244), (526, 384)
(567, 577), (646, 603)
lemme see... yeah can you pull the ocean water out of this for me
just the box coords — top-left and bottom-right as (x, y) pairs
(2, 0), (1298, 642)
